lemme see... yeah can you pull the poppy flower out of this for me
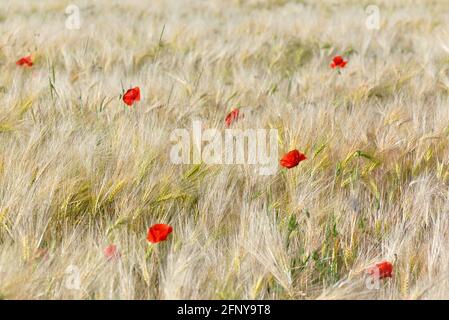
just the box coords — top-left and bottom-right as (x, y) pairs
(147, 224), (173, 244)
(123, 87), (140, 106)
(330, 55), (347, 69)
(367, 261), (393, 279)
(16, 55), (33, 67)
(104, 244), (120, 260)
(225, 108), (239, 127)
(280, 149), (307, 169)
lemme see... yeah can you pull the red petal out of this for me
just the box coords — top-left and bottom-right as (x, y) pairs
(331, 56), (347, 69)
(104, 244), (120, 260)
(134, 87), (141, 101)
(333, 56), (343, 64)
(16, 56), (33, 67)
(225, 108), (239, 127)
(367, 261), (393, 279)
(147, 224), (173, 244)
(280, 149), (307, 169)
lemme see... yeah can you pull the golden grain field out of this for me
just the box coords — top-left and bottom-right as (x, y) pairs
(1, 0), (449, 299)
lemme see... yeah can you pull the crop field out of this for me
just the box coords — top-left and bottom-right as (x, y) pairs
(1, 0), (449, 299)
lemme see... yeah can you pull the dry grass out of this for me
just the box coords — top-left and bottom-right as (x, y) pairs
(1, 0), (449, 299)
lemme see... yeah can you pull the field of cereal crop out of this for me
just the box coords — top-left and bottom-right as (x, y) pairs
(1, 0), (449, 299)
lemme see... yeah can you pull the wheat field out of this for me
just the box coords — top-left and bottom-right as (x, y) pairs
(1, 0), (449, 300)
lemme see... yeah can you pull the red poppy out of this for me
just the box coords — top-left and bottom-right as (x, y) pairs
(225, 108), (239, 127)
(367, 261), (393, 279)
(330, 55), (347, 69)
(147, 224), (173, 244)
(280, 149), (307, 169)
(32, 248), (48, 261)
(123, 87), (141, 106)
(16, 55), (33, 67)
(104, 244), (120, 260)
